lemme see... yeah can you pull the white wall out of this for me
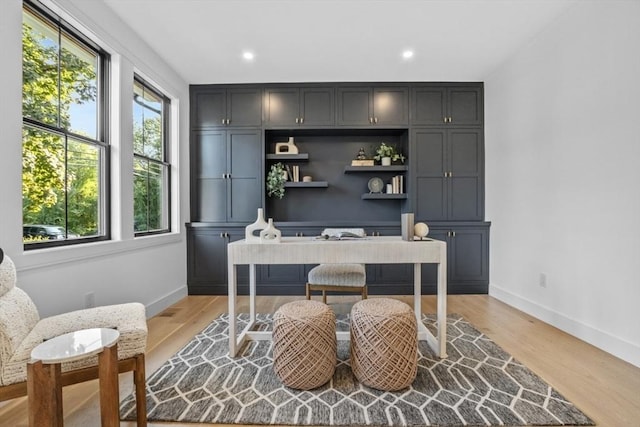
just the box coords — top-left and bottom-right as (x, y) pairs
(485, 1), (640, 367)
(0, 0), (190, 317)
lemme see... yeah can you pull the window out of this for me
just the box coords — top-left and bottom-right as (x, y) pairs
(133, 78), (170, 235)
(22, 2), (108, 248)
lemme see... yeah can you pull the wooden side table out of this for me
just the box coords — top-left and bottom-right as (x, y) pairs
(28, 328), (120, 427)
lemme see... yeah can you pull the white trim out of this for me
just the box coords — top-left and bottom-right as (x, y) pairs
(145, 285), (188, 318)
(19, 231), (183, 272)
(489, 283), (640, 368)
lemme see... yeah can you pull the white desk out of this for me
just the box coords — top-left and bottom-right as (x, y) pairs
(227, 236), (448, 358)
(28, 328), (120, 427)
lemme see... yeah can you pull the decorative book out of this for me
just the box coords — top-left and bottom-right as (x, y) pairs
(351, 159), (375, 166)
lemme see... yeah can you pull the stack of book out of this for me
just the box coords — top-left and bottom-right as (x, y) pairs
(285, 165), (300, 182)
(388, 175), (404, 194)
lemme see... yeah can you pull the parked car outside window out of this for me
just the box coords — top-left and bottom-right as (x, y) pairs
(23, 225), (77, 240)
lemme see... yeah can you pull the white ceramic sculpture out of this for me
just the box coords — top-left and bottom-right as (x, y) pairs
(260, 218), (282, 243)
(245, 208), (268, 242)
(275, 137), (298, 154)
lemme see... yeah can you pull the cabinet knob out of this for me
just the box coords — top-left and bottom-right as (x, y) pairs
(374, 117), (378, 124)
(222, 119), (226, 125)
(295, 117), (299, 124)
(369, 117), (373, 124)
(226, 119), (231, 125)
(300, 117), (304, 124)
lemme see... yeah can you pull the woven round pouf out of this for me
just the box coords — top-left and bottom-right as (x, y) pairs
(272, 300), (337, 390)
(350, 298), (418, 391)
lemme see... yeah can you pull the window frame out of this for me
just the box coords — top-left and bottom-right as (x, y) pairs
(22, 1), (111, 250)
(132, 75), (172, 237)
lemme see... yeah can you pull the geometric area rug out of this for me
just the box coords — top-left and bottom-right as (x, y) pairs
(120, 313), (594, 426)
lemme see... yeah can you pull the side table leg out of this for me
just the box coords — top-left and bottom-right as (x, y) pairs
(98, 343), (120, 427)
(28, 360), (62, 427)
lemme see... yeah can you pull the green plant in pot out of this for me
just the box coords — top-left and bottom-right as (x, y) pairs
(374, 142), (405, 166)
(266, 162), (287, 198)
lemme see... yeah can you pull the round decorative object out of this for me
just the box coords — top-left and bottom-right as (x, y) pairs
(414, 222), (429, 238)
(350, 298), (417, 391)
(272, 300), (337, 390)
(367, 177), (384, 193)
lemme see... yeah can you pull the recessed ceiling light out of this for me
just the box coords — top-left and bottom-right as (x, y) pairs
(243, 51), (255, 61)
(402, 50), (414, 60)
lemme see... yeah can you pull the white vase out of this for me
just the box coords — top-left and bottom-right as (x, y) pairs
(245, 208), (268, 242)
(260, 218), (281, 243)
(381, 157), (392, 166)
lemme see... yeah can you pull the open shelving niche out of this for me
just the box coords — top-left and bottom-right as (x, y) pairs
(264, 129), (409, 223)
(265, 153), (328, 188)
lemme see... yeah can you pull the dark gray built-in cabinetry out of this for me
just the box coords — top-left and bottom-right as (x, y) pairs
(187, 82), (490, 296)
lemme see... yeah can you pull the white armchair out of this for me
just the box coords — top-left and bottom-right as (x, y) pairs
(0, 248), (148, 426)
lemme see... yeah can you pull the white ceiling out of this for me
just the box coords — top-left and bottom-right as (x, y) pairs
(101, 0), (577, 84)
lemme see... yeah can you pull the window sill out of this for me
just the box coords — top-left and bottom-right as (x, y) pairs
(19, 232), (183, 272)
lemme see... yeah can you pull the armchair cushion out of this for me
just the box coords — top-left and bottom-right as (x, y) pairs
(1, 302), (147, 386)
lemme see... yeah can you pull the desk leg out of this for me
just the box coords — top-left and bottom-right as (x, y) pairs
(437, 247), (448, 358)
(228, 261), (237, 357)
(249, 264), (256, 324)
(98, 342), (120, 427)
(414, 263), (422, 326)
(28, 360), (62, 427)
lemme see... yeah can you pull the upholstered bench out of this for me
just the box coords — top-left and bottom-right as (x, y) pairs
(272, 300), (336, 390)
(350, 298), (417, 391)
(0, 249), (148, 426)
(306, 263), (367, 303)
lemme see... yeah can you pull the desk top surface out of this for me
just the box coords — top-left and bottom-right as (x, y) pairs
(228, 235), (446, 264)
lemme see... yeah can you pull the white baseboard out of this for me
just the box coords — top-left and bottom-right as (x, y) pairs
(145, 285), (188, 318)
(489, 283), (640, 368)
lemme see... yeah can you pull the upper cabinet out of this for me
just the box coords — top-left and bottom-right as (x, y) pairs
(337, 86), (409, 127)
(411, 85), (483, 126)
(191, 86), (262, 129)
(191, 129), (262, 223)
(412, 128), (484, 221)
(264, 86), (335, 128)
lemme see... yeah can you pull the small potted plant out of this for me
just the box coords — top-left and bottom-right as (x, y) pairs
(374, 142), (405, 166)
(266, 162), (287, 198)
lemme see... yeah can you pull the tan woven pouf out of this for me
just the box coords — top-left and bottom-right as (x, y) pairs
(272, 300), (337, 390)
(350, 298), (418, 391)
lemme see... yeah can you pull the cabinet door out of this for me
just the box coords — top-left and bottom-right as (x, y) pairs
(227, 88), (262, 126)
(411, 87), (446, 125)
(373, 87), (408, 125)
(300, 87), (334, 126)
(449, 228), (489, 284)
(448, 87), (482, 126)
(264, 88), (299, 126)
(193, 130), (227, 222)
(228, 130), (262, 222)
(192, 89), (226, 128)
(188, 228), (228, 286)
(448, 130), (483, 220)
(336, 87), (372, 126)
(413, 129), (447, 221)
(187, 227), (249, 293)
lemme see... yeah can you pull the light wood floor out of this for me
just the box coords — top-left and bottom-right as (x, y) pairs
(1, 295), (639, 426)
